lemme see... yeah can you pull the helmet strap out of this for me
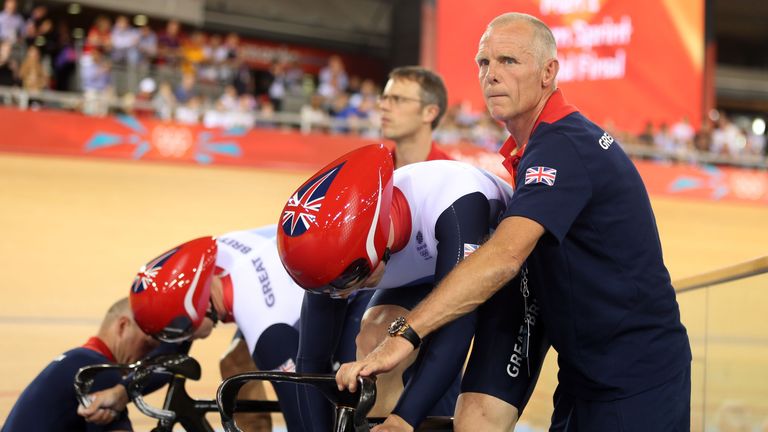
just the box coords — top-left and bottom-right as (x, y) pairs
(205, 300), (220, 327)
(382, 247), (391, 263)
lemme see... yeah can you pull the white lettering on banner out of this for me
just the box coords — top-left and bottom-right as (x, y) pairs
(551, 16), (634, 50)
(558, 49), (627, 82)
(540, 0), (600, 15)
(548, 16), (634, 83)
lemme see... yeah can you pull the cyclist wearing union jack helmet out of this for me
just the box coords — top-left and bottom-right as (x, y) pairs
(129, 237), (218, 342)
(278, 144), (547, 431)
(277, 144), (395, 298)
(127, 230), (306, 431)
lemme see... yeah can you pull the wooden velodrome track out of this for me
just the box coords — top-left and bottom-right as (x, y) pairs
(1, 152), (767, 430)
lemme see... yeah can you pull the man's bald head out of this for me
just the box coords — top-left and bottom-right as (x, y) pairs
(487, 13), (557, 66)
(100, 297), (132, 331)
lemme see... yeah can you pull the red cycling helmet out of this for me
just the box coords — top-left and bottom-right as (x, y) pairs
(129, 237), (218, 342)
(277, 144), (394, 296)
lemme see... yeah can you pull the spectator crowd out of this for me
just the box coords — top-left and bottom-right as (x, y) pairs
(0, 0), (765, 166)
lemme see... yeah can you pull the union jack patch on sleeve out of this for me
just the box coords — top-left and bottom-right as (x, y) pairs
(463, 243), (479, 259)
(525, 166), (557, 186)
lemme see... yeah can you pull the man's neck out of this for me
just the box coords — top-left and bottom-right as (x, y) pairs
(505, 89), (556, 149)
(394, 128), (433, 169)
(93, 332), (119, 363)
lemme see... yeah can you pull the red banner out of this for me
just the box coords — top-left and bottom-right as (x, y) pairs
(435, 0), (704, 133)
(0, 107), (370, 171)
(1, 108), (764, 205)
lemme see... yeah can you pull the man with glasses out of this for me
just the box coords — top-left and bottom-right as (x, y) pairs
(378, 66), (452, 168)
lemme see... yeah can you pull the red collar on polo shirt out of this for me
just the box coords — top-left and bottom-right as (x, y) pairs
(391, 142), (453, 166)
(425, 142), (452, 161)
(499, 89), (578, 187)
(82, 336), (116, 363)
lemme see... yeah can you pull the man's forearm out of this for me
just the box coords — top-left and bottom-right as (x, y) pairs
(409, 241), (521, 337)
(408, 216), (542, 338)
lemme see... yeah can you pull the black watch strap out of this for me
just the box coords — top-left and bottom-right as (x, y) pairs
(387, 316), (421, 349)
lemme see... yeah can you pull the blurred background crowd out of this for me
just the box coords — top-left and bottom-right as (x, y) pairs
(0, 0), (765, 167)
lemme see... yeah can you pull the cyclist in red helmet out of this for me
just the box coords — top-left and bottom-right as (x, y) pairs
(82, 230), (306, 431)
(279, 144), (547, 431)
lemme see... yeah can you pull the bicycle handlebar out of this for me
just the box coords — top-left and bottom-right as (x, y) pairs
(217, 372), (376, 432)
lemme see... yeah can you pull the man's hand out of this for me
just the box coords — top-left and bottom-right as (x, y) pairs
(77, 384), (129, 425)
(371, 414), (413, 432)
(336, 336), (414, 392)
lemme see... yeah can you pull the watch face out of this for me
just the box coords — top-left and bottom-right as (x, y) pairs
(388, 316), (406, 336)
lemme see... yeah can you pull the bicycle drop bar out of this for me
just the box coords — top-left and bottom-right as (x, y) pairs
(217, 371), (376, 432)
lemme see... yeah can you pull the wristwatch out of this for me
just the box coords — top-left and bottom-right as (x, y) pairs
(387, 316), (421, 349)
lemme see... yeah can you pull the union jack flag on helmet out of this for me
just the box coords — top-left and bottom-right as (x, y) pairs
(281, 163), (343, 237)
(131, 248), (178, 293)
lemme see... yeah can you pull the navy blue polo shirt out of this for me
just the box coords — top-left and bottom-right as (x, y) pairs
(2, 338), (132, 431)
(502, 90), (691, 400)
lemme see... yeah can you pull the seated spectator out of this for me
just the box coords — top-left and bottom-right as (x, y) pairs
(692, 121), (712, 154)
(0, 0), (24, 45)
(80, 48), (112, 116)
(228, 93), (255, 129)
(300, 93), (330, 134)
(202, 99), (228, 128)
(329, 92), (360, 133)
(52, 22), (77, 91)
(110, 15), (139, 65)
(22, 5), (49, 48)
(157, 19), (182, 68)
(222, 32), (239, 61)
(31, 18), (56, 63)
(199, 33), (224, 83)
(654, 122), (677, 159)
(0, 40), (18, 87)
(174, 72), (197, 104)
(711, 113), (746, 157)
(85, 15), (112, 55)
(18, 45), (48, 108)
(637, 121), (655, 146)
(267, 59), (288, 111)
(231, 57), (253, 95)
(357, 96), (380, 138)
(218, 32), (240, 83)
(283, 58), (304, 93)
(152, 80), (176, 121)
(671, 116), (695, 150)
(132, 77), (156, 118)
(318, 54), (348, 100)
(471, 113), (506, 151)
(255, 98), (276, 129)
(174, 95), (202, 124)
(349, 78), (377, 110)
(216, 84), (238, 111)
(181, 30), (206, 76)
(136, 25), (157, 66)
(746, 127), (766, 156)
(433, 106), (462, 145)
